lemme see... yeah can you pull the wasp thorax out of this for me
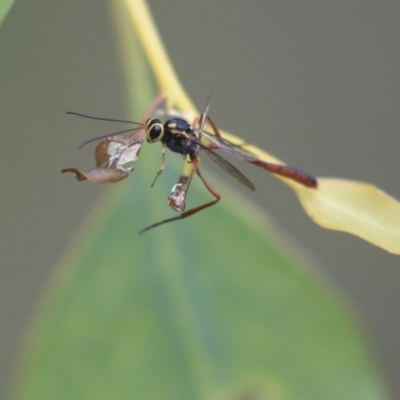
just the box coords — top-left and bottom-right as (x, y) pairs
(146, 118), (164, 143)
(165, 118), (191, 135)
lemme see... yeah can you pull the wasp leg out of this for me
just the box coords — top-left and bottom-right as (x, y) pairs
(150, 144), (166, 187)
(139, 159), (221, 234)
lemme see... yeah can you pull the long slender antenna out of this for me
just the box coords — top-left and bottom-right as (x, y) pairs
(78, 127), (142, 149)
(66, 111), (142, 125)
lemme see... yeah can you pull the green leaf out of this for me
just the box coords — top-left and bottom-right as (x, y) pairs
(14, 160), (388, 400)
(13, 1), (389, 399)
(0, 0), (14, 28)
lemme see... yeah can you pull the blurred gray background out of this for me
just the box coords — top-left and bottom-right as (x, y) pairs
(1, 1), (399, 398)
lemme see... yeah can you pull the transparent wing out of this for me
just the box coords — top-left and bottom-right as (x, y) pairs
(194, 110), (317, 188)
(204, 133), (257, 159)
(196, 128), (317, 188)
(201, 146), (255, 191)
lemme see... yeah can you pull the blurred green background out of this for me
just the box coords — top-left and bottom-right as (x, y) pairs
(1, 1), (400, 398)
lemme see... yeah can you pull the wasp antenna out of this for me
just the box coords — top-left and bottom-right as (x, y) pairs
(66, 111), (142, 125)
(78, 127), (141, 149)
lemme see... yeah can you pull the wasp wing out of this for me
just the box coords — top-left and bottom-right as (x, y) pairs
(198, 129), (317, 188)
(194, 111), (317, 188)
(201, 146), (255, 191)
(197, 127), (259, 159)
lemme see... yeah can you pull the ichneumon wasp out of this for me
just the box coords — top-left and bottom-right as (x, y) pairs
(62, 96), (317, 233)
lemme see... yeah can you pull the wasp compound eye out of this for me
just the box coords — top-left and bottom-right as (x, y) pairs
(146, 118), (164, 143)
